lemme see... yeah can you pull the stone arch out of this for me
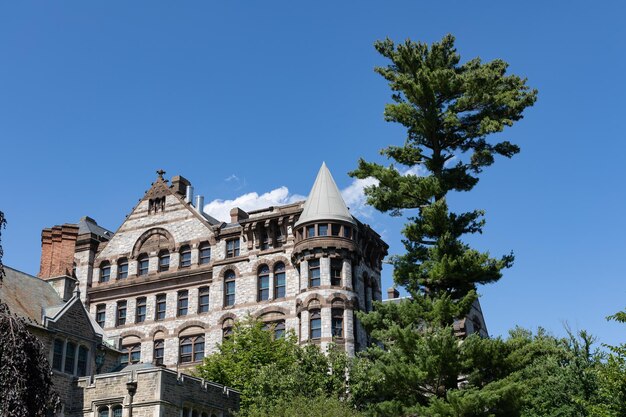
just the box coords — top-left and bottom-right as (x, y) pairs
(216, 265), (242, 280)
(175, 320), (207, 335)
(149, 325), (169, 338)
(217, 312), (237, 325)
(302, 293), (324, 308)
(119, 330), (145, 340)
(253, 305), (290, 318)
(132, 227), (175, 258)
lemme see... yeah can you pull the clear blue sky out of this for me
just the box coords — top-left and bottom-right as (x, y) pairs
(1, 1), (625, 347)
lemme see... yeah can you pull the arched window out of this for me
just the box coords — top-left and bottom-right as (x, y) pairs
(274, 321), (286, 339)
(308, 259), (320, 287)
(332, 308), (344, 338)
(330, 259), (342, 286)
(274, 262), (286, 299)
(180, 245), (192, 268)
(224, 270), (236, 307)
(121, 342), (141, 365)
(99, 262), (111, 283)
(258, 265), (270, 301)
(199, 243), (211, 264)
(158, 250), (170, 272)
(153, 340), (164, 365)
(112, 406), (122, 417)
(222, 318), (234, 339)
(117, 258), (128, 279)
(98, 407), (109, 417)
(309, 310), (321, 340)
(179, 335), (204, 363)
(137, 254), (149, 276)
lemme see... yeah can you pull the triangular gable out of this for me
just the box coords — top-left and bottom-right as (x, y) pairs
(43, 295), (103, 340)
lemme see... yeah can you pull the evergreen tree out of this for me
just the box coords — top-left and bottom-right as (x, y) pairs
(349, 35), (537, 416)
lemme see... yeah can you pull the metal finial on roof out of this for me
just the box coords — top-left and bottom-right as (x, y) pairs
(156, 169), (166, 179)
(294, 162), (356, 228)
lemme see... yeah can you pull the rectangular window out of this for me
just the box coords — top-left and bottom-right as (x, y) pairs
(138, 258), (149, 276)
(343, 226), (352, 239)
(331, 259), (342, 286)
(307, 225), (315, 238)
(118, 262), (128, 279)
(309, 259), (320, 287)
(64, 342), (76, 374)
(116, 301), (127, 327)
(332, 309), (344, 338)
(95, 304), (106, 328)
(226, 239), (240, 258)
(225, 281), (236, 307)
(155, 294), (166, 321)
(198, 287), (210, 313)
(310, 312), (321, 340)
(275, 270), (286, 299)
(135, 297), (146, 323)
(177, 290), (189, 316)
(199, 245), (211, 264)
(153, 340), (164, 365)
(159, 254), (169, 272)
(331, 224), (341, 236)
(318, 224), (328, 236)
(180, 248), (192, 267)
(52, 339), (63, 371)
(259, 275), (270, 301)
(100, 265), (110, 283)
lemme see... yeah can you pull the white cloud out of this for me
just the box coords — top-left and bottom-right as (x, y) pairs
(203, 187), (306, 223)
(341, 177), (379, 218)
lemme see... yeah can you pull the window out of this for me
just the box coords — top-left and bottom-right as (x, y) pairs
(180, 245), (192, 268)
(121, 344), (141, 365)
(274, 262), (286, 299)
(112, 406), (122, 417)
(198, 287), (210, 313)
(96, 304), (106, 328)
(318, 224), (328, 236)
(307, 225), (315, 238)
(309, 259), (320, 287)
(179, 335), (204, 363)
(158, 250), (170, 272)
(226, 239), (240, 258)
(258, 265), (270, 301)
(274, 321), (286, 339)
(222, 318), (234, 339)
(99, 262), (111, 283)
(331, 224), (341, 236)
(343, 226), (352, 239)
(332, 308), (344, 338)
(177, 290), (189, 316)
(199, 243), (211, 264)
(153, 340), (164, 365)
(135, 297), (146, 323)
(138, 254), (149, 276)
(52, 339), (63, 371)
(77, 346), (88, 376)
(260, 230), (270, 250)
(155, 294), (166, 321)
(64, 342), (76, 374)
(99, 407), (109, 417)
(224, 270), (236, 307)
(116, 301), (127, 327)
(275, 226), (284, 248)
(117, 258), (128, 279)
(331, 259), (342, 286)
(310, 310), (321, 340)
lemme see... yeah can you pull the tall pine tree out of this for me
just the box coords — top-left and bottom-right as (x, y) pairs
(349, 35), (537, 416)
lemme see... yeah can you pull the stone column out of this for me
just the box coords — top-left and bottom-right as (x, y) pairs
(300, 260), (309, 291)
(148, 253), (158, 274)
(345, 309), (355, 356)
(343, 259), (352, 290)
(300, 310), (310, 342)
(320, 257), (330, 286)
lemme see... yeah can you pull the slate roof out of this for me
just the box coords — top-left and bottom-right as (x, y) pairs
(0, 266), (63, 324)
(294, 162), (356, 228)
(77, 216), (113, 240)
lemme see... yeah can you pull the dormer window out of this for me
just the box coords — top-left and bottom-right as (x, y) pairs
(158, 250), (169, 272)
(99, 262), (111, 283)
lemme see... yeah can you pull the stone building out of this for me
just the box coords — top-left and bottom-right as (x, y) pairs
(0, 266), (239, 416)
(38, 163), (388, 372)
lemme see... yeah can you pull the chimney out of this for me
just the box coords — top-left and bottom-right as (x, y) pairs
(230, 207), (249, 223)
(170, 175), (191, 197)
(387, 287), (400, 299)
(195, 195), (205, 213)
(185, 185), (194, 204)
(39, 224), (79, 279)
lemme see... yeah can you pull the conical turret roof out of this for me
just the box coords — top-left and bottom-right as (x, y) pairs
(294, 162), (356, 228)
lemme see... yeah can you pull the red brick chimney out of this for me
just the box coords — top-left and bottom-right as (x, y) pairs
(38, 224), (79, 279)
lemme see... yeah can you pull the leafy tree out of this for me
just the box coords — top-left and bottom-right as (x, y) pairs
(195, 316), (352, 415)
(0, 212), (61, 417)
(245, 395), (365, 417)
(349, 35), (537, 416)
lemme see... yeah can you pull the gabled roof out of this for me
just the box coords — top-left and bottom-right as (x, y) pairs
(0, 266), (63, 324)
(294, 162), (356, 228)
(77, 216), (113, 240)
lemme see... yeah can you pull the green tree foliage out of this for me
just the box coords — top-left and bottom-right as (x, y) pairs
(245, 395), (365, 417)
(348, 35), (537, 416)
(195, 316), (351, 415)
(0, 212), (60, 417)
